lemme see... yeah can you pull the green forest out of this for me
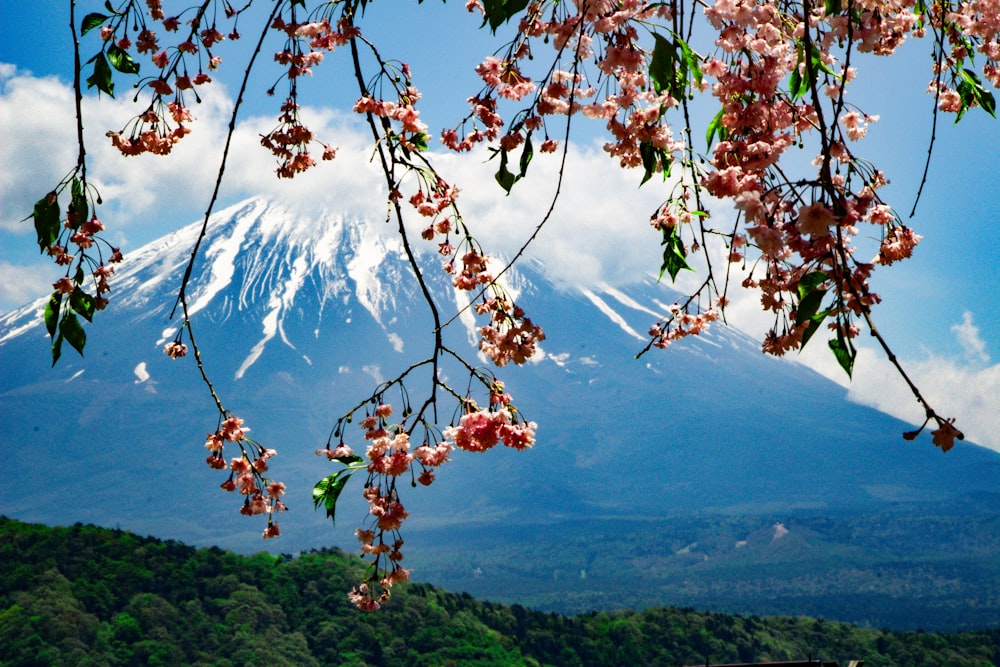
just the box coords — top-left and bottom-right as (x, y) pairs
(1, 517), (997, 667)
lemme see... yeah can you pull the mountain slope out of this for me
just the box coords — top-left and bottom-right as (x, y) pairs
(1, 197), (998, 629)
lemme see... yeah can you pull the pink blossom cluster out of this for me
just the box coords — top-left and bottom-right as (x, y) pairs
(322, 403), (417, 610)
(689, 0), (946, 357)
(326, 374), (535, 610)
(476, 297), (546, 366)
(648, 305), (721, 350)
(163, 341), (187, 358)
(45, 190), (124, 318)
(204, 415), (285, 538)
(97, 1), (232, 157)
(448, 1), (688, 171)
(353, 91), (429, 149)
(260, 97), (336, 178)
(444, 389), (537, 453)
(441, 249), (546, 366)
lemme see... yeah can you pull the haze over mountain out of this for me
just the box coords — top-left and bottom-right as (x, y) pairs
(2, 197), (998, 629)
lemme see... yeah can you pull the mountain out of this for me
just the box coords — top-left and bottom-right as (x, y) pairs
(2, 197), (999, 630)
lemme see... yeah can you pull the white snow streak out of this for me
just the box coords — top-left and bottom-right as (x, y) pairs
(187, 199), (268, 317)
(579, 289), (645, 341)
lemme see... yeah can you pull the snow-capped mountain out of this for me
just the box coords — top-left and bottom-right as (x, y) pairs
(2, 197), (999, 626)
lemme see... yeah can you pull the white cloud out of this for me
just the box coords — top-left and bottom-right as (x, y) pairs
(792, 315), (1000, 453)
(951, 311), (989, 363)
(2, 66), (997, 454)
(0, 262), (52, 311)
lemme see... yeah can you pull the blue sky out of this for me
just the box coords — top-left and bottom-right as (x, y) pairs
(1, 1), (998, 448)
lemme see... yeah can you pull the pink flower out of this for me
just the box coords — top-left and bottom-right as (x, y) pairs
(53, 277), (75, 294)
(149, 78), (173, 95)
(444, 409), (510, 452)
(163, 341), (187, 358)
(931, 420), (962, 452)
(262, 522), (281, 539)
(204, 433), (224, 452)
(220, 416), (249, 441)
(206, 455), (227, 470)
(796, 202), (835, 237)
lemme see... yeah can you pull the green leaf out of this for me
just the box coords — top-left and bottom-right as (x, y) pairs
(51, 333), (64, 366)
(789, 67), (804, 100)
(678, 37), (703, 89)
(640, 141), (657, 186)
(86, 52), (114, 97)
(706, 106), (727, 148)
(828, 328), (856, 378)
(44, 293), (62, 338)
(796, 270), (828, 300)
(481, 0), (530, 33)
(824, 0), (842, 14)
(60, 312), (86, 357)
(32, 194), (61, 253)
(312, 469), (359, 523)
(639, 142), (671, 186)
(69, 184), (88, 229)
(795, 288), (827, 326)
(809, 45), (836, 76)
(518, 134), (533, 177)
(800, 310), (829, 349)
(409, 132), (429, 151)
(70, 287), (96, 322)
(979, 88), (997, 117)
(107, 43), (140, 75)
(649, 33), (676, 97)
(81, 12), (109, 36)
(958, 69), (996, 119)
(658, 226), (692, 283)
(494, 149), (518, 194)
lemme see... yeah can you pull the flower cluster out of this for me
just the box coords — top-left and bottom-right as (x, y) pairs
(92, 1), (236, 156)
(32, 179), (125, 363)
(317, 403), (414, 611)
(444, 401), (537, 453)
(205, 415), (286, 538)
(476, 297), (546, 367)
(317, 368), (535, 612)
(447, 1), (683, 174)
(258, 13), (354, 177)
(648, 304), (721, 350)
(260, 97), (336, 178)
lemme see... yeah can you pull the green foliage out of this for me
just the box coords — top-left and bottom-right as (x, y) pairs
(85, 52), (115, 97)
(788, 40), (837, 101)
(956, 68), (997, 121)
(649, 32), (702, 100)
(794, 271), (829, 348)
(31, 193), (60, 253)
(1, 517), (998, 666)
(493, 136), (533, 195)
(481, 0), (531, 34)
(658, 224), (692, 283)
(313, 459), (364, 524)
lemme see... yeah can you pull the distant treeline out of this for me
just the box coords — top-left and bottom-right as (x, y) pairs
(0, 517), (997, 667)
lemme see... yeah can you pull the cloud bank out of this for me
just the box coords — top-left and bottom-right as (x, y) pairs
(1, 65), (997, 452)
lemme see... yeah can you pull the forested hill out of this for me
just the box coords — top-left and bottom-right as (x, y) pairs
(1, 518), (997, 667)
